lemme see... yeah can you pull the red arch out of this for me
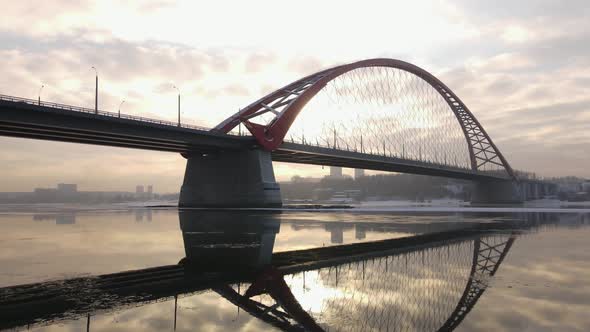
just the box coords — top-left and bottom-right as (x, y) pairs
(214, 58), (514, 178)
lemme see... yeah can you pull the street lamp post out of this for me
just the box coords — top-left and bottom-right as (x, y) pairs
(38, 84), (44, 105)
(118, 100), (125, 118)
(91, 66), (98, 114)
(172, 85), (180, 127)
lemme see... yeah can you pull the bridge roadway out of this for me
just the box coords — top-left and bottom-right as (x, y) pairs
(0, 95), (506, 182)
(0, 223), (512, 331)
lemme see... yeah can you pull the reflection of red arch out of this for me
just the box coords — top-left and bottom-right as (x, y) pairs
(245, 267), (324, 332)
(216, 235), (516, 332)
(214, 58), (514, 177)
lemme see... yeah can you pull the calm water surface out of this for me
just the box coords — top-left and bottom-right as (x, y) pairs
(0, 207), (589, 331)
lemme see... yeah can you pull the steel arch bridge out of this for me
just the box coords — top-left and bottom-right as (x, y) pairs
(0, 58), (525, 207)
(215, 58), (514, 179)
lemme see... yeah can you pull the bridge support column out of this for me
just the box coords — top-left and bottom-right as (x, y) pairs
(179, 149), (282, 208)
(471, 180), (524, 205)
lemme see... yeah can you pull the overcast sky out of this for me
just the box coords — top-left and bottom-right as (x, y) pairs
(0, 0), (588, 192)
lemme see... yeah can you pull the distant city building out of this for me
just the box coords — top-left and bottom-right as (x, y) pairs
(34, 188), (57, 200)
(147, 185), (153, 195)
(354, 169), (365, 179)
(0, 182), (161, 204)
(33, 184), (78, 202)
(57, 183), (77, 194)
(328, 190), (362, 203)
(330, 166), (343, 178)
(34, 188), (56, 194)
(313, 188), (334, 201)
(289, 176), (321, 183)
(557, 182), (583, 193)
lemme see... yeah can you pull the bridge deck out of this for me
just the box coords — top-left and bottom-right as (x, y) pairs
(0, 95), (508, 180)
(0, 96), (252, 152)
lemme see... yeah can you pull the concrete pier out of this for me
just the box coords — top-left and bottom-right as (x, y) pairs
(179, 210), (280, 268)
(179, 149), (282, 208)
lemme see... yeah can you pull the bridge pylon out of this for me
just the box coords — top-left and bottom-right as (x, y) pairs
(179, 149), (282, 208)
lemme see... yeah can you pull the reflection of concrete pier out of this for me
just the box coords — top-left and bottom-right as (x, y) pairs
(179, 210), (280, 269)
(324, 224), (345, 244)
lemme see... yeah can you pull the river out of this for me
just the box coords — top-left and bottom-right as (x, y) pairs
(0, 205), (589, 331)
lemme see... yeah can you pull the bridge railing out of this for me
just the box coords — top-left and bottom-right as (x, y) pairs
(282, 134), (477, 173)
(0, 94), (215, 133)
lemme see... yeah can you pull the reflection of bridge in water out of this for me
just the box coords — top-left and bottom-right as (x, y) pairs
(216, 235), (513, 332)
(1, 211), (585, 331)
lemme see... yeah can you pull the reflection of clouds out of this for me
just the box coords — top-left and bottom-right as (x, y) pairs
(287, 271), (345, 314)
(249, 240), (478, 331)
(1, 210), (463, 286)
(274, 224), (410, 252)
(0, 210), (185, 286)
(458, 225), (590, 331)
(6, 212), (590, 331)
(34, 290), (277, 332)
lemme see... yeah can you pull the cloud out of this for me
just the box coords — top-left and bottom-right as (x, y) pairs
(447, 0), (590, 20)
(287, 56), (326, 75)
(460, 222), (590, 331)
(244, 52), (277, 73)
(1, 0), (589, 191)
(0, 1), (92, 37)
(434, 34), (590, 178)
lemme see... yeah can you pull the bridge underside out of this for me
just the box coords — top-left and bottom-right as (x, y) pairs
(177, 145), (522, 208)
(0, 100), (252, 153)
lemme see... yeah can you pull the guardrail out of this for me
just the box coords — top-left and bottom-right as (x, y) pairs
(281, 136), (513, 178)
(0, 94), (213, 132)
(283, 135), (475, 171)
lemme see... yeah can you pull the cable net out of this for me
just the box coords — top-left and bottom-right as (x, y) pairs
(285, 67), (473, 169)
